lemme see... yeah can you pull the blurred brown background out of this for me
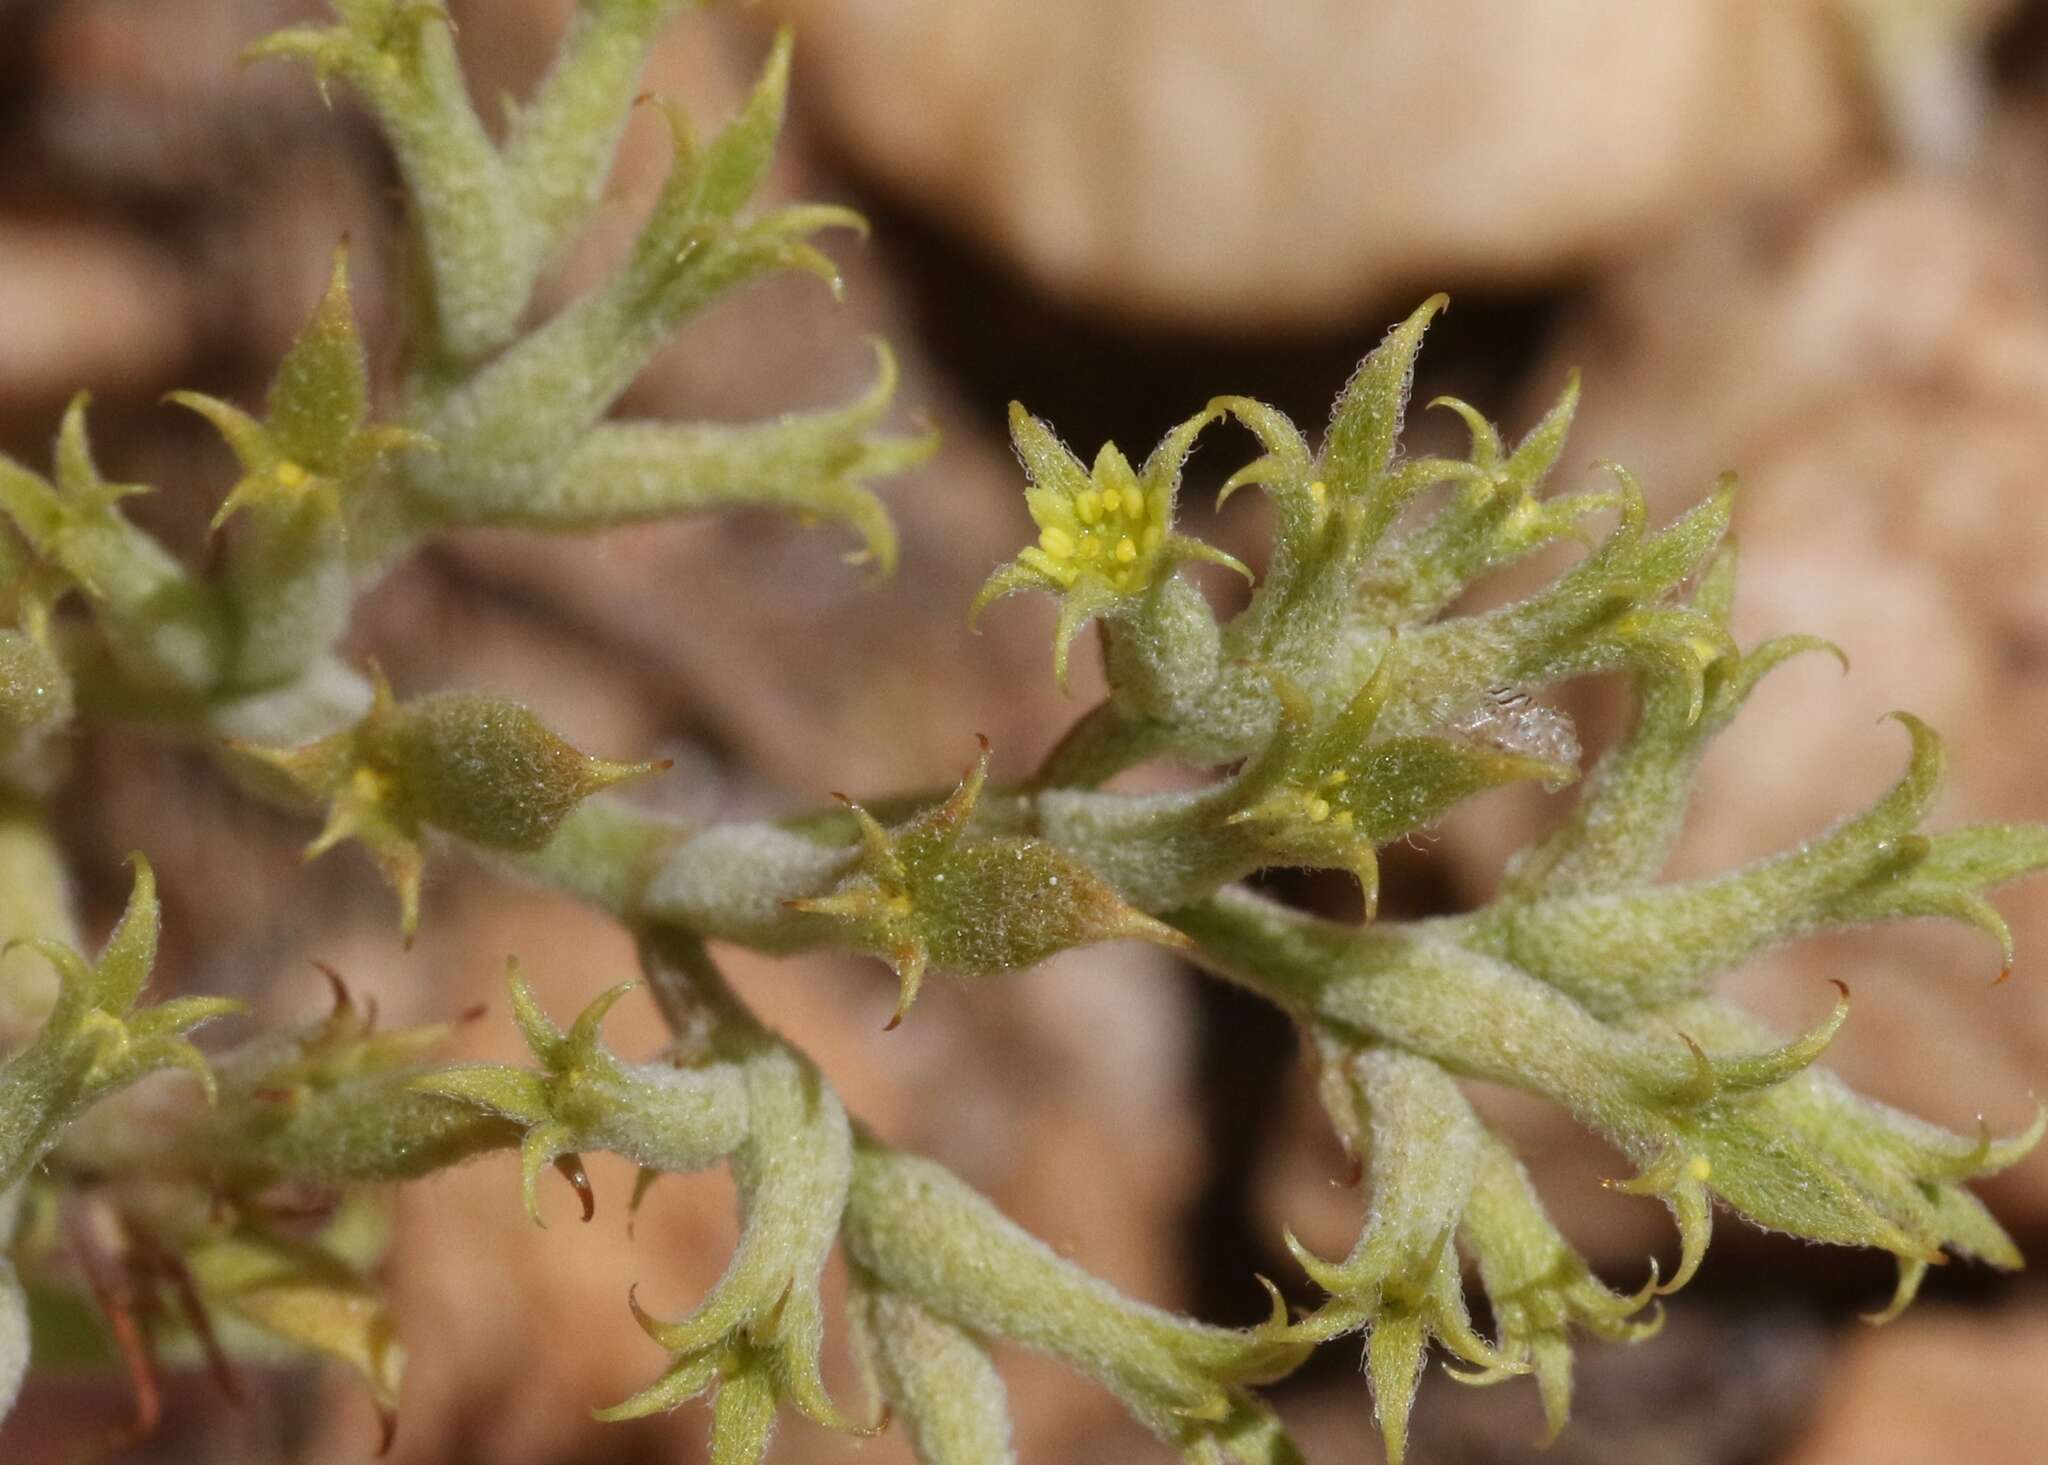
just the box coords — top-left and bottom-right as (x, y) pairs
(6, 0), (2048, 1461)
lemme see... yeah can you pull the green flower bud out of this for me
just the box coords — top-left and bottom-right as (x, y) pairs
(1036, 667), (1573, 917)
(231, 672), (664, 941)
(199, 964), (518, 1188)
(170, 244), (432, 536)
(784, 738), (1191, 1026)
(0, 627), (73, 786)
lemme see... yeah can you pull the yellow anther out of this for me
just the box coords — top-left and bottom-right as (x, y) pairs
(1078, 537), (1101, 560)
(1039, 525), (1076, 559)
(1121, 486), (1145, 519)
(1324, 770), (1349, 787)
(1075, 489), (1102, 524)
(1306, 797), (1332, 823)
(350, 764), (392, 805)
(1687, 1156), (1712, 1182)
(1114, 537), (1139, 563)
(275, 460), (309, 489)
(1308, 480), (1328, 505)
(1141, 525), (1163, 553)
(1331, 810), (1354, 829)
(885, 893), (914, 918)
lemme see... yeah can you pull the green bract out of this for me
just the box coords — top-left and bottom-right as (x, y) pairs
(420, 961), (749, 1226)
(0, 4), (2042, 1463)
(0, 858), (239, 1196)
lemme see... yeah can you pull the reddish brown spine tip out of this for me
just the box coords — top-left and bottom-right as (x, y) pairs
(1334, 1152), (1365, 1189)
(1995, 962), (2016, 986)
(625, 1281), (663, 1337)
(650, 758), (676, 771)
(74, 1231), (162, 1447)
(830, 791), (852, 805)
(1830, 979), (1851, 1000)
(627, 1167), (662, 1239)
(975, 732), (992, 753)
(883, 1010), (904, 1032)
(554, 1152), (596, 1223)
(257, 1187), (341, 1221)
(456, 1002), (490, 1024)
(175, 1269), (244, 1406)
(375, 1407), (398, 1457)
(313, 959), (353, 1015)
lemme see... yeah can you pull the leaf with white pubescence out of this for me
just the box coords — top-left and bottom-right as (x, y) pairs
(844, 1139), (1310, 1461)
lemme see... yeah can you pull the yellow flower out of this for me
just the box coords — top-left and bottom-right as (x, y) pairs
(974, 401), (1249, 687)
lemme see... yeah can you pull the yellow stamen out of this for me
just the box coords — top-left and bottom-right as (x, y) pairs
(1114, 537), (1138, 563)
(1039, 525), (1075, 559)
(1687, 1156), (1712, 1182)
(276, 460), (309, 489)
(1121, 486), (1144, 519)
(1075, 489), (1102, 524)
(350, 764), (392, 805)
(1141, 525), (1163, 553)
(1306, 797), (1331, 823)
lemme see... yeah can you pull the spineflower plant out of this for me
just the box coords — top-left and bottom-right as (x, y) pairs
(0, 3), (2042, 1463)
